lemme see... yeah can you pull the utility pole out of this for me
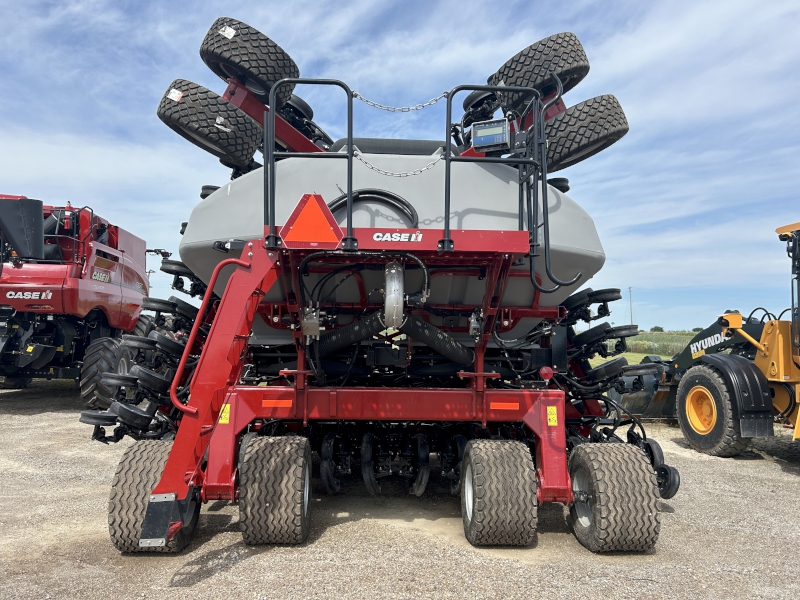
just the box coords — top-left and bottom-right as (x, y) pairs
(628, 286), (634, 325)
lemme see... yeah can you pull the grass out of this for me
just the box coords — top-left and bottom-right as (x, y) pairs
(588, 352), (669, 368)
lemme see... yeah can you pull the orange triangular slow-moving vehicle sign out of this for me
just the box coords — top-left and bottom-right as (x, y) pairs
(280, 194), (343, 249)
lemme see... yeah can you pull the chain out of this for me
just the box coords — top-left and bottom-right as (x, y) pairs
(353, 150), (442, 177)
(352, 91), (448, 112)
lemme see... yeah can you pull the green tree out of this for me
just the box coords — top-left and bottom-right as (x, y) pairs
(692, 327), (703, 332)
(650, 326), (664, 332)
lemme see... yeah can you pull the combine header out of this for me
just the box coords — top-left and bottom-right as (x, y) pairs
(82, 19), (680, 553)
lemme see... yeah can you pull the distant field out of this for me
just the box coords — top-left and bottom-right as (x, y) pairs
(581, 331), (696, 368)
(588, 352), (668, 368)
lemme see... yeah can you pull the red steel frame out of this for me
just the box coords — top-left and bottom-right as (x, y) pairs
(141, 219), (574, 545)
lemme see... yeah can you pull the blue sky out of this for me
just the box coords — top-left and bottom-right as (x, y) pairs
(1, 0), (798, 330)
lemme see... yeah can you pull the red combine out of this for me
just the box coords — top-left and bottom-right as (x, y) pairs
(82, 19), (680, 554)
(0, 194), (151, 405)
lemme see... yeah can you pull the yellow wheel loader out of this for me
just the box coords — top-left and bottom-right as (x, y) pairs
(620, 222), (800, 456)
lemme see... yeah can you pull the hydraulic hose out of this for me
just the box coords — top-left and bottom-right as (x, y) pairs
(399, 314), (474, 366)
(318, 312), (475, 367)
(318, 311), (384, 357)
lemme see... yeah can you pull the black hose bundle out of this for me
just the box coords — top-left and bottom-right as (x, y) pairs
(399, 315), (474, 366)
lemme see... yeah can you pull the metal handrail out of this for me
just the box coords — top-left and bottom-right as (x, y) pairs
(441, 83), (542, 252)
(266, 78), (357, 251)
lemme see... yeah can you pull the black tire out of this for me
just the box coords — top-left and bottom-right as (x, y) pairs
(142, 297), (178, 314)
(132, 314), (154, 338)
(546, 94), (629, 172)
(161, 260), (195, 278)
(81, 338), (132, 409)
(460, 440), (538, 547)
(239, 436), (311, 545)
(156, 78), (261, 167)
(282, 95), (313, 121)
(199, 17), (299, 107)
(130, 365), (172, 395)
(676, 364), (749, 457)
(108, 441), (199, 553)
(569, 444), (660, 552)
(0, 376), (32, 389)
(487, 32), (590, 112)
(656, 464), (681, 500)
(149, 331), (186, 358)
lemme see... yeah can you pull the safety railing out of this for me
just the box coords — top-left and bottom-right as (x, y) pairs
(262, 75), (581, 292)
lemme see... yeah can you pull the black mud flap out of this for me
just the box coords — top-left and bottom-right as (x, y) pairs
(700, 353), (773, 437)
(139, 492), (198, 548)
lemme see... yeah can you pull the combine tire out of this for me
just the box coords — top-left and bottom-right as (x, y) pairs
(199, 17), (299, 107)
(568, 443), (660, 552)
(239, 436), (311, 544)
(81, 338), (131, 409)
(0, 377), (32, 389)
(488, 32), (590, 112)
(157, 78), (261, 167)
(676, 364), (750, 457)
(460, 440), (537, 547)
(546, 94), (629, 172)
(132, 314), (154, 338)
(108, 441), (199, 552)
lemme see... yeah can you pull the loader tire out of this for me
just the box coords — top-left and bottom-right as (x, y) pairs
(132, 314), (154, 338)
(199, 17), (299, 107)
(81, 338), (131, 409)
(460, 440), (537, 547)
(488, 32), (590, 112)
(157, 78), (261, 167)
(546, 94), (629, 172)
(108, 441), (199, 553)
(568, 443), (660, 552)
(676, 364), (750, 457)
(239, 436), (311, 544)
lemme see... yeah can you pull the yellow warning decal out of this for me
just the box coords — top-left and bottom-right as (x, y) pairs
(219, 404), (230, 425)
(547, 405), (558, 426)
(691, 349), (705, 359)
(26, 345), (34, 353)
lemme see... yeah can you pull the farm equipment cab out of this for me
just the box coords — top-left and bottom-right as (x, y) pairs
(0, 195), (150, 403)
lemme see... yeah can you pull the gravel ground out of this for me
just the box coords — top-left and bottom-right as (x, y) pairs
(1, 380), (798, 599)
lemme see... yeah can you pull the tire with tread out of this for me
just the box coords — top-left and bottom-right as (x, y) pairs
(199, 16), (299, 107)
(132, 314), (154, 338)
(108, 440), (199, 552)
(239, 436), (311, 544)
(460, 439), (537, 547)
(488, 32), (590, 112)
(157, 78), (261, 166)
(569, 443), (660, 552)
(81, 338), (131, 409)
(676, 364), (750, 456)
(546, 94), (629, 172)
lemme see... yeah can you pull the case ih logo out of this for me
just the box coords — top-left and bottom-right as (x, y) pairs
(6, 290), (53, 300)
(372, 232), (423, 242)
